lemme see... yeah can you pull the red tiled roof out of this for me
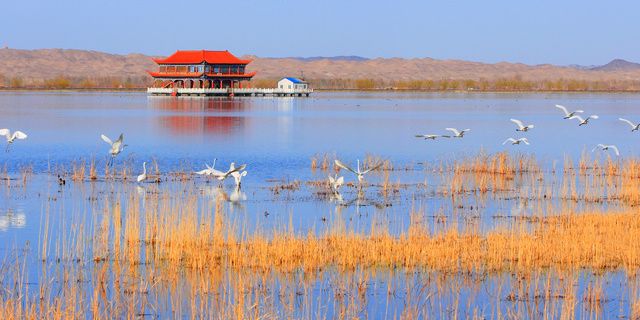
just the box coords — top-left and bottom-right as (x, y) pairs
(153, 50), (252, 65)
(147, 71), (256, 78)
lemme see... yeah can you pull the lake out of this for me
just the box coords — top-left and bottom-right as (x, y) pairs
(0, 91), (639, 318)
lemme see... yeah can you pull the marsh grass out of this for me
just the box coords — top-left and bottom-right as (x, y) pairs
(4, 151), (640, 318)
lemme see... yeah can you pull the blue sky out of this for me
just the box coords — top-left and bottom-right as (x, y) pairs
(2, 0), (638, 65)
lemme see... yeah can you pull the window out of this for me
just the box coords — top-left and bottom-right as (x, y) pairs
(197, 65), (204, 73)
(213, 66), (220, 73)
(176, 66), (187, 73)
(221, 66), (229, 74)
(205, 65), (210, 72)
(166, 66), (176, 72)
(239, 66), (245, 74)
(231, 66), (238, 74)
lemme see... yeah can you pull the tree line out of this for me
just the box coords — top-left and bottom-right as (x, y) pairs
(1, 74), (640, 91)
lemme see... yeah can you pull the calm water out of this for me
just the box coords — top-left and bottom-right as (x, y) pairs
(1, 91), (639, 318)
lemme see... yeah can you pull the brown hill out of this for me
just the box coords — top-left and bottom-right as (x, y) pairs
(1, 48), (640, 89)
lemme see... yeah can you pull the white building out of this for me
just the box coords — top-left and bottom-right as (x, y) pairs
(278, 77), (308, 91)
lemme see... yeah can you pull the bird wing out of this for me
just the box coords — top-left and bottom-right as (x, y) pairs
(445, 128), (461, 136)
(336, 176), (344, 185)
(590, 115), (599, 120)
(334, 160), (357, 174)
(100, 134), (113, 145)
(195, 168), (211, 175)
(328, 176), (335, 184)
(225, 164), (246, 176)
(12, 131), (27, 140)
(569, 115), (584, 122)
(510, 119), (525, 129)
(521, 138), (530, 145)
(503, 138), (515, 145)
(115, 133), (124, 144)
(555, 104), (570, 116)
(619, 118), (637, 128)
(414, 135), (426, 138)
(0, 129), (9, 138)
(610, 145), (620, 156)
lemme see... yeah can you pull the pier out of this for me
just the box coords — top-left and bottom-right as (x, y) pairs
(147, 87), (313, 97)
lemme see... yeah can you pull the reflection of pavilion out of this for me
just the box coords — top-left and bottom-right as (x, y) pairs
(149, 97), (247, 135)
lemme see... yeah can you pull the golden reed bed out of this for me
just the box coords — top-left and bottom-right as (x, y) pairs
(2, 152), (640, 318)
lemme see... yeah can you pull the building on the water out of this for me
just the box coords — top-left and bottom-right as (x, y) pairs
(278, 77), (308, 91)
(147, 50), (313, 97)
(148, 50), (255, 89)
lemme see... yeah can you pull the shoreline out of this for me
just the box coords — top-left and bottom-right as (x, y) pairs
(2, 87), (640, 94)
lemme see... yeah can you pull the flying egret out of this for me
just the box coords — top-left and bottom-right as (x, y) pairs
(555, 104), (584, 119)
(592, 144), (620, 156)
(328, 174), (344, 194)
(231, 170), (247, 187)
(195, 159), (218, 176)
(137, 162), (147, 183)
(414, 134), (450, 140)
(510, 119), (534, 132)
(570, 115), (599, 126)
(619, 118), (640, 132)
(503, 138), (530, 145)
(0, 129), (28, 152)
(334, 159), (381, 185)
(101, 133), (127, 165)
(445, 128), (471, 138)
(196, 160), (246, 183)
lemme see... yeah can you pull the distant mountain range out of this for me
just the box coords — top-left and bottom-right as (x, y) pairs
(287, 56), (370, 62)
(590, 59), (640, 71)
(1, 48), (639, 85)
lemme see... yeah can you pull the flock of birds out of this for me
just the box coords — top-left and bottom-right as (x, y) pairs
(414, 104), (638, 157)
(1, 103), (639, 200)
(100, 133), (250, 187)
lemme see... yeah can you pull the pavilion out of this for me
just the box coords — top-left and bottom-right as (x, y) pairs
(148, 50), (256, 89)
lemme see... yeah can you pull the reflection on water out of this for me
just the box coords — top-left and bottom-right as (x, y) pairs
(0, 210), (26, 231)
(150, 96), (247, 135)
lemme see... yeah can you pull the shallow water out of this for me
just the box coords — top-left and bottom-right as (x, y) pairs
(1, 91), (639, 318)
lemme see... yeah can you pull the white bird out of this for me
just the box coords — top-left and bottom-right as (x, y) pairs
(101, 133), (127, 165)
(570, 115), (599, 126)
(555, 104), (584, 119)
(0, 129), (28, 152)
(503, 137), (530, 145)
(414, 134), (450, 140)
(195, 159), (218, 176)
(445, 128), (471, 138)
(619, 118), (640, 132)
(334, 159), (381, 185)
(137, 162), (147, 183)
(231, 170), (247, 187)
(196, 159), (246, 182)
(592, 144), (620, 156)
(510, 119), (534, 132)
(328, 175), (344, 194)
